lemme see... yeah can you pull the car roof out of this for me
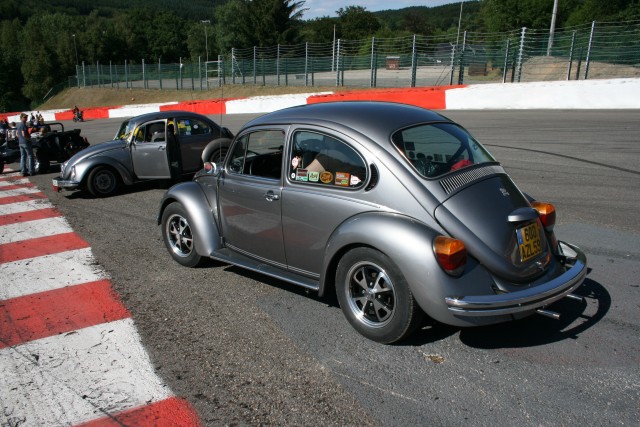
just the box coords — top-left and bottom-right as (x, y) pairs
(243, 101), (453, 140)
(127, 110), (213, 124)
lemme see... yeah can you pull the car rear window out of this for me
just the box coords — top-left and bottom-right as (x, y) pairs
(391, 123), (495, 178)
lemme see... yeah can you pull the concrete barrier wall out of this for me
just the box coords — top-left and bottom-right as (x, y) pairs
(4, 78), (639, 123)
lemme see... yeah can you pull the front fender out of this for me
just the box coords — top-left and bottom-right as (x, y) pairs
(74, 156), (134, 186)
(320, 212), (495, 326)
(158, 181), (221, 257)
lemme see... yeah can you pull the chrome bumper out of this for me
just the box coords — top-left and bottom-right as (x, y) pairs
(445, 242), (587, 316)
(52, 177), (80, 192)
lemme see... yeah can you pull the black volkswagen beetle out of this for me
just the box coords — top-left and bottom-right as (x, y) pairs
(158, 101), (587, 343)
(53, 111), (232, 197)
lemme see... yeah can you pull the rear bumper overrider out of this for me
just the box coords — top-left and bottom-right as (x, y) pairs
(445, 241), (587, 316)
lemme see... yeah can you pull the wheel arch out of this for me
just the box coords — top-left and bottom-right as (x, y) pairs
(158, 181), (222, 257)
(318, 212), (450, 318)
(76, 157), (133, 187)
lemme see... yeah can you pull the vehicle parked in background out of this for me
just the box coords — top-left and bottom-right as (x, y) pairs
(157, 101), (588, 344)
(0, 122), (89, 174)
(53, 110), (233, 197)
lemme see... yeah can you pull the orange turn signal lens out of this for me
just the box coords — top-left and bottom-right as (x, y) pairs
(434, 236), (467, 276)
(531, 201), (556, 231)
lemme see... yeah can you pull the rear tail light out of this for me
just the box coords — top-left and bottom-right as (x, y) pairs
(531, 201), (556, 232)
(434, 236), (467, 276)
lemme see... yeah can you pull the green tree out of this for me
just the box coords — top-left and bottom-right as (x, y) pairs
(336, 5), (381, 40)
(0, 19), (28, 111)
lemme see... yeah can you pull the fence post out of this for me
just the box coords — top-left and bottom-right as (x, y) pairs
(584, 21), (596, 80)
(567, 30), (576, 80)
(516, 27), (527, 82)
(125, 60), (128, 88)
(459, 31), (468, 84)
(277, 45), (281, 86)
(253, 46), (257, 85)
(449, 44), (456, 85)
(411, 35), (417, 88)
(142, 59), (146, 89)
(305, 42), (309, 86)
(97, 61), (100, 88)
(219, 55), (224, 86)
(336, 39), (341, 86)
(502, 39), (511, 83)
(82, 61), (86, 87)
(231, 48), (236, 84)
(370, 37), (376, 88)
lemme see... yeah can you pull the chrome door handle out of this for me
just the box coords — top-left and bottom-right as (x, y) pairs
(265, 191), (280, 201)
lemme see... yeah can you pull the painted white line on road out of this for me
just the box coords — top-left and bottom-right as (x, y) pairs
(0, 199), (54, 216)
(0, 216), (73, 244)
(0, 248), (106, 300)
(0, 318), (172, 427)
(0, 178), (29, 187)
(0, 186), (41, 198)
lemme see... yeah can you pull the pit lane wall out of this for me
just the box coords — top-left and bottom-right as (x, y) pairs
(4, 78), (640, 123)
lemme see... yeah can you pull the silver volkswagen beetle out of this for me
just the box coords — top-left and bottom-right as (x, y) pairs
(53, 111), (232, 197)
(157, 101), (587, 343)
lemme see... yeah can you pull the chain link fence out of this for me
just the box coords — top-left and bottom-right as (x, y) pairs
(69, 19), (640, 94)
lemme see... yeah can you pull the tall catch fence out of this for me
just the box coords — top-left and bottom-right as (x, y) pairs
(70, 19), (640, 94)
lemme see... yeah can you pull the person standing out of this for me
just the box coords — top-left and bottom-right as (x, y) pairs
(17, 113), (34, 176)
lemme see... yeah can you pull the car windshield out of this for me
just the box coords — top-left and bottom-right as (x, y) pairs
(391, 122), (495, 178)
(114, 119), (135, 141)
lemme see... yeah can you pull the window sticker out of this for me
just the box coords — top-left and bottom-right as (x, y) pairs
(308, 171), (320, 182)
(320, 171), (333, 184)
(335, 172), (350, 186)
(291, 156), (300, 168)
(296, 169), (309, 181)
(350, 175), (362, 186)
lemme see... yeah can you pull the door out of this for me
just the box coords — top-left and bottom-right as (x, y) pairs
(131, 120), (171, 179)
(218, 129), (287, 266)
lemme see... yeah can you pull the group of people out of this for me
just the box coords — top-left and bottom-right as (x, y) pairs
(0, 112), (46, 176)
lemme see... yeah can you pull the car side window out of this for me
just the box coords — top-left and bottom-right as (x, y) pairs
(227, 130), (284, 179)
(289, 131), (367, 188)
(134, 121), (166, 143)
(175, 118), (211, 137)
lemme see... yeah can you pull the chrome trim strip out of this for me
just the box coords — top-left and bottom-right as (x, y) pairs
(445, 242), (587, 316)
(226, 243), (288, 270)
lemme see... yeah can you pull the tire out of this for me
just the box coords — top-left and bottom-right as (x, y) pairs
(336, 247), (424, 344)
(207, 146), (228, 164)
(34, 150), (50, 174)
(161, 202), (203, 267)
(86, 166), (121, 197)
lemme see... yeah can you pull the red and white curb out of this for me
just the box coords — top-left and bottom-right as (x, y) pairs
(0, 171), (201, 426)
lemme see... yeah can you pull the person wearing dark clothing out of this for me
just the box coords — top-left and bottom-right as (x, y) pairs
(17, 113), (34, 176)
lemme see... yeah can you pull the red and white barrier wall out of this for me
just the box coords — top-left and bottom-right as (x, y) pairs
(4, 78), (639, 123)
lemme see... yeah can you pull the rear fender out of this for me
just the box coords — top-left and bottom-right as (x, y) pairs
(320, 212), (494, 324)
(158, 181), (221, 257)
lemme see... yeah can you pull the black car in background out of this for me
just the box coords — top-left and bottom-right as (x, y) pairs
(0, 122), (89, 173)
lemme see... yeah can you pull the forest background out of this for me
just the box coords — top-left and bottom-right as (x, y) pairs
(1, 0), (639, 112)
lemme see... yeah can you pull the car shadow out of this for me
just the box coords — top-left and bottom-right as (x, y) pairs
(457, 277), (610, 349)
(63, 177), (186, 200)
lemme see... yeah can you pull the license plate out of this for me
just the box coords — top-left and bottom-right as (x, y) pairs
(517, 222), (542, 262)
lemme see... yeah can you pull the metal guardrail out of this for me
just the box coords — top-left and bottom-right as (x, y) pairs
(71, 19), (640, 92)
